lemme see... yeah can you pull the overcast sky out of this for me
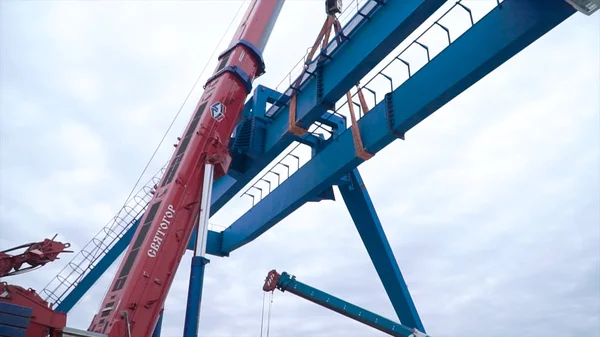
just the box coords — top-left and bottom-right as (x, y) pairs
(1, 1), (599, 337)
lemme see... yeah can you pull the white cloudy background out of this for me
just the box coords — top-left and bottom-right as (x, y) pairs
(1, 1), (599, 337)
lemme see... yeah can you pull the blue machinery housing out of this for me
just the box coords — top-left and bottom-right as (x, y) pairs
(54, 0), (579, 335)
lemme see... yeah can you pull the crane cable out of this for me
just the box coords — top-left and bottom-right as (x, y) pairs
(260, 291), (275, 337)
(266, 291), (274, 337)
(260, 292), (266, 336)
(118, 0), (249, 208)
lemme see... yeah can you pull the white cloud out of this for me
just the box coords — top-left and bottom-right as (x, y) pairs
(1, 1), (598, 337)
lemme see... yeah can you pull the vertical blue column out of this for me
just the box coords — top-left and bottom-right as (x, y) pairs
(338, 169), (425, 333)
(183, 256), (210, 337)
(152, 310), (164, 337)
(183, 164), (214, 337)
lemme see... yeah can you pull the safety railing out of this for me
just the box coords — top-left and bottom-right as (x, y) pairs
(239, 0), (505, 208)
(266, 0), (384, 119)
(332, 0), (505, 125)
(271, 0), (369, 95)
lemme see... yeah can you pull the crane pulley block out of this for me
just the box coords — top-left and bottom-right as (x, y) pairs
(326, 0), (343, 15)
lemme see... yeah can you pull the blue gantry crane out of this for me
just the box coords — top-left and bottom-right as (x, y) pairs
(1, 0), (596, 336)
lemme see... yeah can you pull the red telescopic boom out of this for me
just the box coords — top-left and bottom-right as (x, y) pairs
(88, 1), (284, 335)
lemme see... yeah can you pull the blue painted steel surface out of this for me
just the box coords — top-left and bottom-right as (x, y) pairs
(152, 311), (163, 337)
(0, 303), (29, 337)
(187, 229), (226, 256)
(190, 0), (449, 248)
(380, 0), (576, 144)
(209, 0), (446, 213)
(264, 0), (447, 152)
(318, 0), (449, 110)
(183, 256), (210, 337)
(275, 272), (421, 337)
(0, 325), (25, 337)
(339, 169), (423, 331)
(220, 0), (576, 253)
(220, 171), (334, 252)
(190, 94), (343, 246)
(46, 0), (579, 332)
(251, 85), (284, 118)
(0, 313), (29, 328)
(0, 303), (31, 318)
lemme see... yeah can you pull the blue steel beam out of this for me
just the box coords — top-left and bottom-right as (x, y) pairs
(187, 229), (226, 256)
(367, 0), (575, 153)
(339, 169), (423, 331)
(188, 91), (343, 246)
(220, 165), (335, 251)
(266, 0), (448, 137)
(250, 85), (284, 118)
(272, 271), (423, 337)
(209, 0), (447, 213)
(208, 112), (345, 216)
(220, 0), (576, 253)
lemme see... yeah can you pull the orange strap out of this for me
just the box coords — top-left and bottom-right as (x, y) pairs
(347, 88), (373, 161)
(288, 15), (337, 136)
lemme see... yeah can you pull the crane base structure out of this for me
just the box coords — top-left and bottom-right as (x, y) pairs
(0, 0), (598, 336)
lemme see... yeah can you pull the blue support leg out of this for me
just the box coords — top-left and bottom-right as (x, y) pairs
(338, 169), (424, 332)
(183, 256), (210, 337)
(152, 310), (164, 337)
(184, 164), (215, 337)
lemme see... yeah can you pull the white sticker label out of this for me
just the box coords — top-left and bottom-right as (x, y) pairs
(147, 204), (175, 258)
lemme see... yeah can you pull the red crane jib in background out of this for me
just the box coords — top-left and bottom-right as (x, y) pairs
(0, 237), (72, 277)
(0, 237), (71, 336)
(88, 1), (283, 336)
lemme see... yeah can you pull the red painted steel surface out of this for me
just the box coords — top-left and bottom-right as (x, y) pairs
(262, 269), (281, 292)
(88, 1), (282, 336)
(0, 282), (67, 337)
(0, 238), (72, 277)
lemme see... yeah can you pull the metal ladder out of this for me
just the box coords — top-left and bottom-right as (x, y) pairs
(41, 164), (168, 308)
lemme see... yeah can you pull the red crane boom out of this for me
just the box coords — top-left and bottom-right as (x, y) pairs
(88, 1), (284, 335)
